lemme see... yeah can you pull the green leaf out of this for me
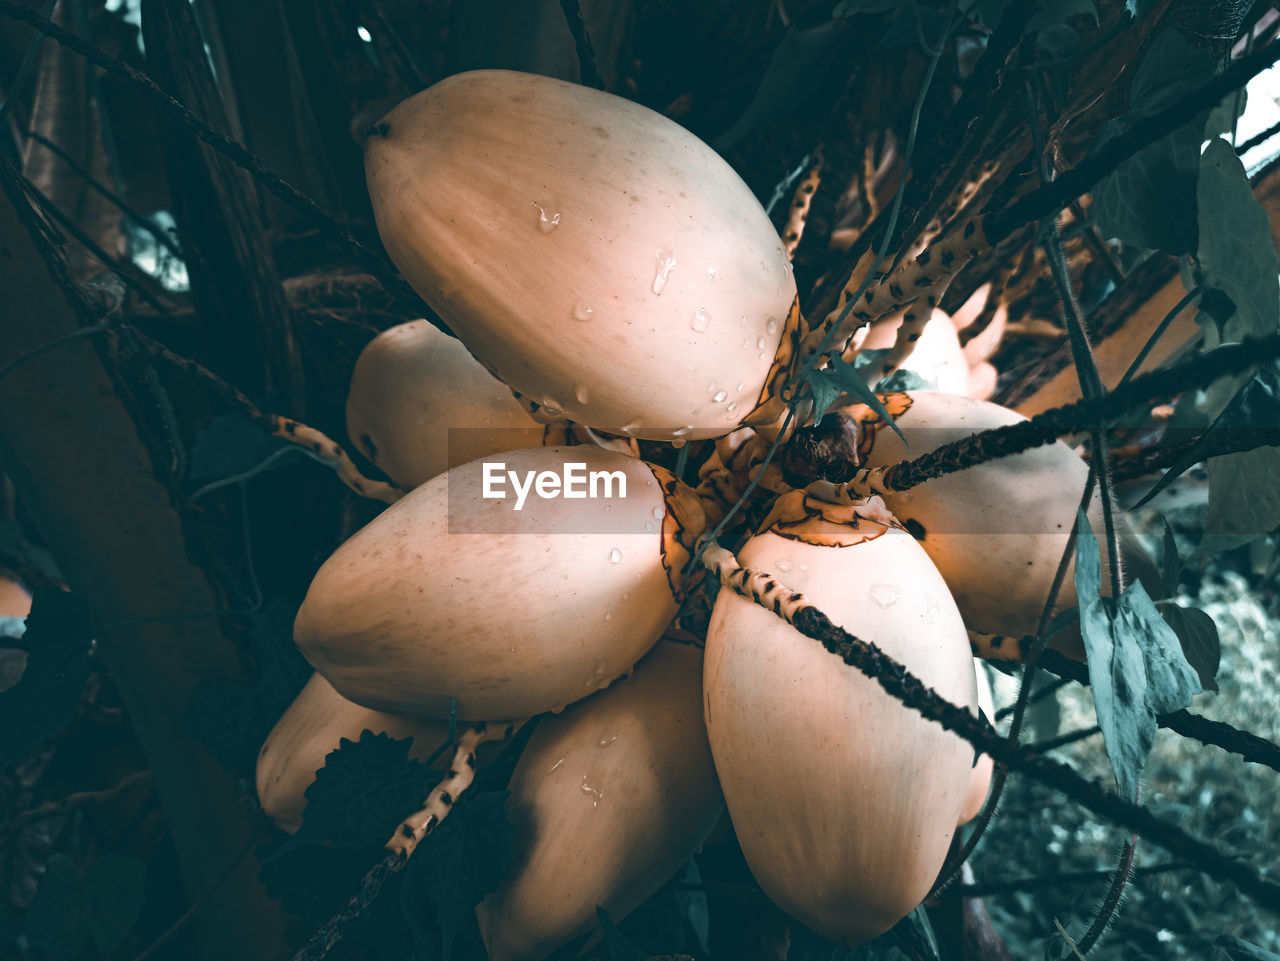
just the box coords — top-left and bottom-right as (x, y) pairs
(24, 853), (147, 961)
(293, 731), (442, 851)
(714, 20), (848, 152)
(24, 854), (89, 961)
(1091, 29), (1220, 254)
(1159, 517), (1179, 599)
(184, 599), (310, 776)
(806, 356), (907, 442)
(1195, 362), (1280, 557)
(1160, 604), (1220, 693)
(188, 413), (290, 482)
(82, 853), (148, 956)
(0, 589), (93, 768)
(673, 859), (710, 955)
(258, 842), (389, 927)
(595, 905), (648, 961)
(1195, 138), (1280, 345)
(1074, 513), (1200, 798)
(402, 788), (517, 961)
(1217, 935), (1280, 961)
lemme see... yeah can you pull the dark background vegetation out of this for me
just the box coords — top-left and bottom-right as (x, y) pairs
(0, 1), (1278, 960)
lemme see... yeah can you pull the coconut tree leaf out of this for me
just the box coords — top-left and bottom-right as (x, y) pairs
(806, 355), (906, 441)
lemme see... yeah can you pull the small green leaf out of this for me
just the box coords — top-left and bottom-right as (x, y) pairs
(595, 905), (648, 961)
(1160, 605), (1220, 693)
(0, 590), (93, 767)
(1217, 935), (1280, 961)
(402, 788), (517, 961)
(806, 356), (907, 442)
(294, 731), (442, 850)
(1159, 517), (1179, 599)
(875, 368), (934, 392)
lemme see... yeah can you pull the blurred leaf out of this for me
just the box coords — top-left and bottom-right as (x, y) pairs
(403, 789), (517, 961)
(595, 905), (648, 961)
(188, 413), (290, 482)
(1195, 363), (1280, 557)
(259, 842), (388, 927)
(888, 905), (942, 960)
(1217, 936), (1280, 961)
(24, 853), (146, 961)
(83, 854), (148, 956)
(1075, 513), (1200, 798)
(875, 364), (934, 391)
(1160, 516), (1180, 599)
(1195, 138), (1280, 345)
(1092, 29), (1220, 254)
(0, 589), (93, 767)
(293, 731), (442, 851)
(714, 20), (848, 152)
(1160, 604), (1220, 693)
(184, 599), (310, 776)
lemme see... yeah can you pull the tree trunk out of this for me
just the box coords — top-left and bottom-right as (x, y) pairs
(0, 167), (286, 961)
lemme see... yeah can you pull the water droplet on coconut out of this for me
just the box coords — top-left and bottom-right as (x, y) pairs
(726, 401), (738, 413)
(575, 384), (590, 404)
(767, 318), (778, 334)
(622, 419), (642, 435)
(869, 583), (902, 608)
(609, 548), (622, 564)
(712, 390), (728, 403)
(550, 758), (565, 773)
(691, 307), (710, 332)
(581, 777), (605, 808)
(573, 304), (595, 322)
(736, 381), (745, 392)
(597, 734), (617, 748)
(776, 559), (792, 573)
(742, 338), (752, 349)
(532, 203), (561, 233)
(707, 267), (717, 278)
(673, 425), (693, 437)
(652, 250), (677, 294)
(757, 337), (766, 350)
(604, 611), (613, 621)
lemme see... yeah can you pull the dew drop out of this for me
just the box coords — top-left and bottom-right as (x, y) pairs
(741, 338), (752, 349)
(622, 419), (642, 435)
(532, 203), (561, 233)
(800, 562), (810, 572)
(767, 318), (778, 334)
(672, 425), (693, 437)
(575, 384), (590, 404)
(597, 734), (617, 748)
(691, 307), (710, 332)
(541, 400), (563, 417)
(609, 548), (623, 564)
(550, 758), (565, 773)
(775, 246), (783, 257)
(869, 583), (902, 608)
(757, 337), (767, 350)
(776, 559), (793, 573)
(604, 611), (613, 621)
(580, 776), (605, 808)
(652, 506), (665, 519)
(726, 401), (738, 413)
(573, 304), (595, 322)
(707, 267), (717, 278)
(736, 381), (745, 392)
(652, 250), (678, 294)
(776, 284), (785, 297)
(712, 389), (728, 403)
